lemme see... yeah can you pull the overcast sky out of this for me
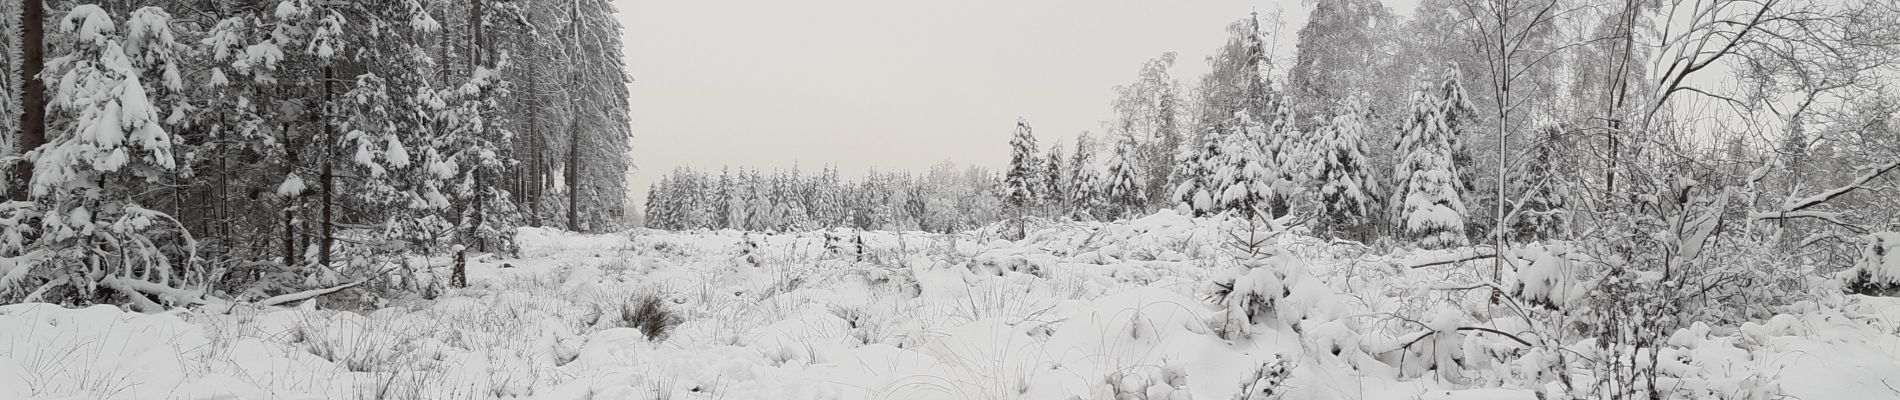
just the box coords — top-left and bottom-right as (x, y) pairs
(617, 0), (1420, 209)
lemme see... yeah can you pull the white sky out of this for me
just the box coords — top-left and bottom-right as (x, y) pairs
(618, 0), (1422, 208)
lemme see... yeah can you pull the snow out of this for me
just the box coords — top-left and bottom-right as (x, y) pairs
(6, 215), (1900, 400)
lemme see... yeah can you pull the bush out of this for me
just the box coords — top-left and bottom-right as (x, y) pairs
(1233, 355), (1292, 400)
(621, 293), (685, 342)
(1845, 232), (1900, 296)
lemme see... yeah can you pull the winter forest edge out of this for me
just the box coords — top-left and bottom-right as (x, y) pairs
(6, 1), (1900, 400)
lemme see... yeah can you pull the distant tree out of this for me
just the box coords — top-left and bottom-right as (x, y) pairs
(1103, 132), (1147, 220)
(1194, 13), (1277, 143)
(1287, 0), (1397, 119)
(1111, 53), (1184, 209)
(1173, 124), (1224, 216)
(1043, 143), (1067, 218)
(1002, 119), (1041, 238)
(1069, 132), (1106, 220)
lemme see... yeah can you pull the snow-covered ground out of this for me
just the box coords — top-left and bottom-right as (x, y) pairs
(5, 212), (1900, 400)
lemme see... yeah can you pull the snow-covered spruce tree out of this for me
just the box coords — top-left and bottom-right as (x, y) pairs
(1508, 125), (1569, 242)
(1043, 143), (1066, 218)
(1434, 72), (1479, 218)
(1173, 124), (1224, 216)
(723, 167), (749, 230)
(1001, 119), (1041, 239)
(1102, 132), (1147, 221)
(1, 6), (200, 309)
(712, 167), (733, 229)
(1264, 102), (1304, 218)
(1204, 114), (1307, 341)
(1068, 132), (1105, 220)
(1317, 96), (1379, 241)
(739, 169), (766, 230)
(642, 179), (670, 229)
(814, 165), (845, 227)
(1391, 84), (1470, 249)
(1216, 112), (1279, 221)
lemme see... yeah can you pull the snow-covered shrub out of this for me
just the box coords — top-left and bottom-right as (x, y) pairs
(1207, 259), (1287, 340)
(1506, 242), (1592, 309)
(1232, 355), (1292, 400)
(1843, 232), (1900, 295)
(620, 293), (684, 342)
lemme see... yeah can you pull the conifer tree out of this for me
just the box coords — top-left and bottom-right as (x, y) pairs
(1317, 97), (1378, 240)
(1392, 83), (1470, 249)
(1173, 125), (1224, 216)
(1044, 144), (1066, 218)
(1069, 132), (1105, 220)
(1103, 132), (1147, 220)
(1216, 113), (1278, 220)
(1002, 119), (1041, 238)
(1509, 125), (1569, 242)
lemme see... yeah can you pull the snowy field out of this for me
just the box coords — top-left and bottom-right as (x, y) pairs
(4, 212), (1900, 400)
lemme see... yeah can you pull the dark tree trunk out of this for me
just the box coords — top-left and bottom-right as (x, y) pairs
(284, 122), (301, 267)
(567, 123), (580, 231)
(320, 67), (334, 268)
(466, 0), (488, 253)
(452, 246), (467, 288)
(12, 0), (46, 201)
(565, 0), (583, 232)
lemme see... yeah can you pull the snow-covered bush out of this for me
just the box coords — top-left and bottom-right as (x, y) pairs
(1232, 355), (1292, 400)
(1844, 232), (1900, 295)
(1208, 260), (1287, 340)
(1507, 242), (1592, 310)
(620, 292), (685, 342)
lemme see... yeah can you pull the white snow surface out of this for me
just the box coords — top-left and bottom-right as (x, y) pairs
(5, 214), (1900, 400)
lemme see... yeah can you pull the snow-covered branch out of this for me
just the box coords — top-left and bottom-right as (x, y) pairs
(1753, 161), (1900, 224)
(1402, 247), (1499, 269)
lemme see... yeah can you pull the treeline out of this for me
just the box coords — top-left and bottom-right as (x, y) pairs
(0, 0), (632, 306)
(644, 163), (1007, 233)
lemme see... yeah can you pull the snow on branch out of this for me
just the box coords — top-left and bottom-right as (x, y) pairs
(1752, 161), (1900, 224)
(1402, 247), (1499, 269)
(253, 280), (368, 307)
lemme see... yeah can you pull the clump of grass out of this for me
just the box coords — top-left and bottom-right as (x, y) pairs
(621, 293), (685, 342)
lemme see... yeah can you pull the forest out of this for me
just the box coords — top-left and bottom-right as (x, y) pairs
(1, 0), (633, 307)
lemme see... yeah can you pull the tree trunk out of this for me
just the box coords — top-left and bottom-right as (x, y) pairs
(527, 76), (544, 227)
(1605, 0), (1638, 195)
(12, 0), (46, 201)
(567, 122), (581, 231)
(452, 246), (467, 288)
(467, 0), (487, 252)
(284, 122), (300, 267)
(566, 0), (583, 232)
(320, 66), (334, 268)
